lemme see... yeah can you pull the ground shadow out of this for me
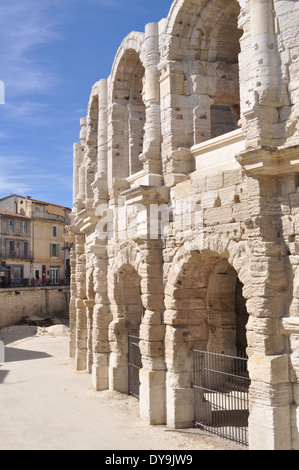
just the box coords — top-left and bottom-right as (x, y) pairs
(0, 347), (52, 384)
(4, 347), (51, 363)
(0, 366), (9, 383)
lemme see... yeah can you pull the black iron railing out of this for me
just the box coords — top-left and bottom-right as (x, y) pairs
(192, 349), (250, 446)
(128, 334), (142, 399)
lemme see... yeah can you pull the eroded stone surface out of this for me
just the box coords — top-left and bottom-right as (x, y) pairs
(66, 0), (299, 450)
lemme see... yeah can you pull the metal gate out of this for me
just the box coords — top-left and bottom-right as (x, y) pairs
(128, 334), (142, 399)
(192, 349), (250, 446)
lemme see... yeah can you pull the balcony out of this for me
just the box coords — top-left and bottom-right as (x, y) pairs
(5, 251), (32, 261)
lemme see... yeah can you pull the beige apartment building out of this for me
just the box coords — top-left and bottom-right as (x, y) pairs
(0, 207), (31, 286)
(0, 195), (71, 286)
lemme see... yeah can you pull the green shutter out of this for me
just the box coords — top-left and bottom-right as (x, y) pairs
(50, 243), (53, 257)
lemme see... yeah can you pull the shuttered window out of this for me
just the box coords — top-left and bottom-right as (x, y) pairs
(50, 243), (60, 257)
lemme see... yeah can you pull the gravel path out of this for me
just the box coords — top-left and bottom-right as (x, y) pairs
(0, 325), (246, 451)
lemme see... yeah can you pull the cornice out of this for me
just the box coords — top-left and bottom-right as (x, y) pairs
(236, 144), (299, 176)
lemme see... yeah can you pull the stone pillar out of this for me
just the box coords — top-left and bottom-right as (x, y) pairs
(159, 59), (192, 185)
(75, 234), (88, 371)
(139, 241), (166, 425)
(281, 317), (299, 450)
(192, 93), (214, 145)
(85, 111), (98, 208)
(73, 143), (84, 206)
(245, 0), (290, 147)
(244, 175), (293, 449)
(77, 118), (87, 210)
(84, 299), (95, 373)
(69, 238), (77, 358)
(93, 79), (108, 207)
(140, 22), (162, 180)
(248, 353), (292, 449)
(91, 242), (111, 391)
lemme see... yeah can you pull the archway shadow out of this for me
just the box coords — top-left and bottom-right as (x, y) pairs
(4, 346), (52, 363)
(0, 347), (52, 384)
(0, 366), (9, 383)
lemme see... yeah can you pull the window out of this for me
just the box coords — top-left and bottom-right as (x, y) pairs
(8, 219), (15, 232)
(50, 267), (59, 285)
(21, 221), (29, 234)
(5, 240), (15, 258)
(52, 226), (57, 238)
(9, 241), (15, 257)
(24, 242), (29, 259)
(19, 242), (29, 259)
(50, 243), (60, 258)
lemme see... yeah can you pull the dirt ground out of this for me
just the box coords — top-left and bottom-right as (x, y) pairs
(0, 324), (246, 451)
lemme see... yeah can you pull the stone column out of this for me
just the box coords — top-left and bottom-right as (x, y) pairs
(93, 79), (108, 207)
(75, 234), (88, 371)
(191, 93), (214, 145)
(84, 299), (95, 373)
(73, 143), (84, 207)
(85, 113), (98, 208)
(159, 59), (192, 185)
(139, 241), (166, 425)
(140, 22), (162, 180)
(244, 175), (293, 449)
(245, 0), (289, 147)
(77, 118), (87, 210)
(91, 242), (111, 391)
(69, 237), (77, 358)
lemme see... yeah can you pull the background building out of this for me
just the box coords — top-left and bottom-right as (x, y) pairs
(0, 208), (31, 286)
(0, 195), (71, 287)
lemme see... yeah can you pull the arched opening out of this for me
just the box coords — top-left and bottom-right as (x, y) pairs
(206, 258), (248, 355)
(109, 264), (143, 395)
(165, 251), (249, 441)
(191, 0), (242, 143)
(165, 0), (242, 148)
(208, 1), (242, 139)
(111, 50), (145, 180)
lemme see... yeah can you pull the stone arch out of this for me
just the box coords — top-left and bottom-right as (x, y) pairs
(163, 0), (242, 61)
(160, 0), (243, 155)
(164, 245), (250, 428)
(108, 243), (144, 393)
(108, 33), (146, 181)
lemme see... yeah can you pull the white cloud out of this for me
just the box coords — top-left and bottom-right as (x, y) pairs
(0, 152), (73, 201)
(0, 1), (62, 98)
(0, 155), (33, 196)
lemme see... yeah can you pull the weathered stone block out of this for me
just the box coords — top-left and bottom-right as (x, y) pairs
(248, 353), (290, 385)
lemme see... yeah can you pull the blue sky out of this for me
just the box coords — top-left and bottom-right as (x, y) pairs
(0, 0), (172, 208)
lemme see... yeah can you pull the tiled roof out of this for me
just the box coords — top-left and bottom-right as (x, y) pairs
(0, 194), (71, 211)
(0, 208), (30, 219)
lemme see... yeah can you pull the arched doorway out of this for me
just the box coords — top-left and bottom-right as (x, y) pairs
(109, 264), (143, 396)
(206, 258), (248, 355)
(165, 251), (250, 444)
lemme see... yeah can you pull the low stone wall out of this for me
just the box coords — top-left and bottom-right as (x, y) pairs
(0, 286), (70, 328)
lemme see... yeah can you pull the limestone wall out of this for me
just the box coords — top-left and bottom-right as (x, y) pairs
(66, 0), (299, 450)
(0, 286), (70, 328)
